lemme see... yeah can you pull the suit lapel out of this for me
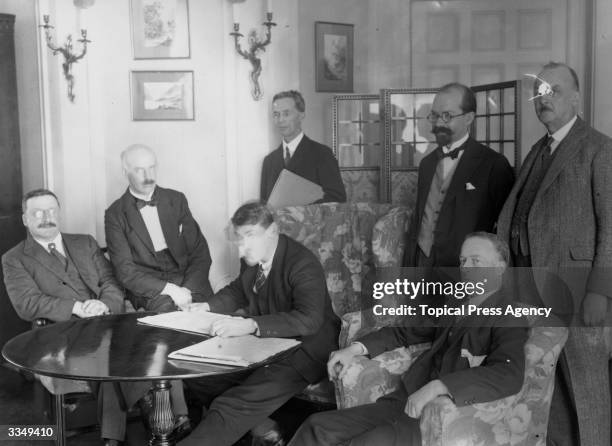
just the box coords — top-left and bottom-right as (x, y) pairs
(536, 118), (584, 198)
(62, 235), (97, 294)
(23, 235), (68, 281)
(286, 136), (310, 171)
(416, 155), (438, 222)
(121, 190), (155, 254)
(443, 138), (483, 204)
(155, 189), (181, 260)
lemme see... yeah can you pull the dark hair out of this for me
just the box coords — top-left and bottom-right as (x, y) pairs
(22, 189), (60, 213)
(541, 61), (580, 92)
(231, 201), (274, 229)
(272, 90), (306, 113)
(439, 82), (477, 114)
(464, 231), (509, 264)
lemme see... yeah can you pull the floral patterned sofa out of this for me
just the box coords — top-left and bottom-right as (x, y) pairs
(273, 202), (414, 404)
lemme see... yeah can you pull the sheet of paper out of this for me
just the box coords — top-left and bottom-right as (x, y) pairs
(168, 335), (301, 367)
(137, 310), (231, 336)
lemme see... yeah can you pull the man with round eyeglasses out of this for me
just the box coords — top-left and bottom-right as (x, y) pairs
(403, 82), (515, 272)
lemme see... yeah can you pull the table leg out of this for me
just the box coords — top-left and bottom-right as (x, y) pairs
(53, 394), (66, 446)
(149, 379), (175, 446)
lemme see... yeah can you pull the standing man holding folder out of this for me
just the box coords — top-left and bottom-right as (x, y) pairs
(179, 202), (339, 446)
(260, 90), (347, 204)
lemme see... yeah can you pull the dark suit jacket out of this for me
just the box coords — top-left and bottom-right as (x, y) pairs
(206, 234), (340, 383)
(260, 135), (347, 204)
(2, 233), (125, 322)
(104, 186), (213, 301)
(404, 137), (515, 267)
(360, 290), (528, 406)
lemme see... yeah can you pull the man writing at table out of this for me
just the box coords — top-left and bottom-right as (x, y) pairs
(180, 201), (340, 446)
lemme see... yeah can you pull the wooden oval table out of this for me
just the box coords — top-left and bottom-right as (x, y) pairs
(2, 313), (265, 446)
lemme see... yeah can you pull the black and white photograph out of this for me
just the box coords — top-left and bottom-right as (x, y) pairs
(0, 1), (610, 445)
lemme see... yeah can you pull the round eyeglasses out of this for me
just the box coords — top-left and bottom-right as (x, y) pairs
(426, 111), (469, 124)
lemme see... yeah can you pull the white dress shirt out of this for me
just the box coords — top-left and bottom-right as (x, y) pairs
(129, 188), (168, 252)
(283, 132), (304, 159)
(440, 132), (469, 179)
(548, 115), (577, 154)
(34, 233), (66, 256)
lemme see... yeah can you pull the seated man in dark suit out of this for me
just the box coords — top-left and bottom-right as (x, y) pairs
(179, 202), (340, 446)
(260, 90), (347, 204)
(2, 188), (172, 445)
(105, 144), (214, 312)
(289, 232), (529, 446)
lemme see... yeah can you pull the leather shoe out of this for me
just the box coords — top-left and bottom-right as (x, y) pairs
(173, 415), (192, 442)
(251, 428), (285, 446)
(103, 439), (122, 446)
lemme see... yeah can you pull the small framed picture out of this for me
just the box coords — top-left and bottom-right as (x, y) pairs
(315, 21), (354, 92)
(130, 71), (194, 121)
(130, 0), (191, 59)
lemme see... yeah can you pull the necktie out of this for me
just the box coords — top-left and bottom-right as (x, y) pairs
(254, 264), (266, 294)
(48, 242), (67, 269)
(437, 145), (463, 160)
(541, 136), (554, 162)
(136, 197), (158, 210)
(284, 146), (291, 166)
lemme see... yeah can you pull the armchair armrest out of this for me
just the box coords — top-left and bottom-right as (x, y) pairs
(420, 394), (520, 446)
(335, 343), (430, 409)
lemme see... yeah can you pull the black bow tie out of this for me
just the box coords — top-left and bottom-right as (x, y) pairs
(136, 197), (158, 209)
(437, 145), (464, 160)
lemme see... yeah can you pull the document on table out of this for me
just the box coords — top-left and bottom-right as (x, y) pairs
(137, 310), (231, 336)
(168, 335), (301, 367)
(267, 169), (324, 208)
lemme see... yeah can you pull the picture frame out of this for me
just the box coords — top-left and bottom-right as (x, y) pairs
(315, 21), (354, 92)
(130, 0), (191, 59)
(130, 71), (194, 121)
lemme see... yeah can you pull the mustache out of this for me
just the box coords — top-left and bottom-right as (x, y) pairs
(142, 179), (155, 185)
(38, 222), (57, 228)
(432, 126), (452, 135)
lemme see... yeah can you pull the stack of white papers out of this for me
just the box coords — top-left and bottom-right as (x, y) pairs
(137, 311), (231, 336)
(168, 335), (301, 367)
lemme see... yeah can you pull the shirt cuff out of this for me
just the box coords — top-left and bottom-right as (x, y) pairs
(350, 341), (368, 356)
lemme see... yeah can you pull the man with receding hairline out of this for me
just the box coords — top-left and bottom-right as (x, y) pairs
(105, 144), (214, 312)
(498, 61), (612, 446)
(403, 82), (514, 269)
(260, 90), (346, 204)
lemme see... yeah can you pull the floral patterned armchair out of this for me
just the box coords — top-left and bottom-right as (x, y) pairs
(273, 202), (412, 404)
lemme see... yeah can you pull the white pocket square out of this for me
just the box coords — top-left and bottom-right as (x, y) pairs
(179, 224), (183, 235)
(466, 182), (476, 190)
(461, 348), (486, 367)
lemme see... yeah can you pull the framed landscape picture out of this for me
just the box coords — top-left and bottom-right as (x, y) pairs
(315, 21), (354, 92)
(131, 71), (194, 120)
(130, 0), (191, 59)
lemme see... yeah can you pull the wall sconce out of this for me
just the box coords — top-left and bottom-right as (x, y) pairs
(230, 10), (276, 101)
(39, 15), (90, 102)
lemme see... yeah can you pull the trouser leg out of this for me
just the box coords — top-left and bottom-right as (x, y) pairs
(179, 361), (308, 446)
(288, 398), (413, 446)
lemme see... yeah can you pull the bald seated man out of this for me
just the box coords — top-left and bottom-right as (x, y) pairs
(105, 144), (214, 312)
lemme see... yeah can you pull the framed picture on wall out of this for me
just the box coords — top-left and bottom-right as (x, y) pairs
(315, 21), (354, 92)
(130, 0), (191, 59)
(130, 71), (194, 120)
